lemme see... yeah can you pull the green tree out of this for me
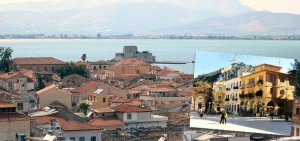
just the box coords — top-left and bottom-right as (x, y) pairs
(81, 54), (86, 61)
(294, 60), (300, 97)
(79, 103), (89, 115)
(56, 62), (87, 78)
(0, 47), (13, 72)
(36, 74), (45, 90)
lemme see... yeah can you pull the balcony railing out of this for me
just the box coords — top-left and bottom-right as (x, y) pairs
(257, 80), (264, 85)
(226, 88), (230, 91)
(233, 86), (239, 89)
(225, 98), (229, 101)
(255, 90), (263, 97)
(239, 94), (245, 98)
(248, 93), (255, 98)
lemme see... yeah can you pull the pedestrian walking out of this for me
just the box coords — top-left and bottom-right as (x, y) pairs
(223, 111), (227, 124)
(198, 108), (203, 118)
(219, 110), (224, 124)
(270, 110), (274, 120)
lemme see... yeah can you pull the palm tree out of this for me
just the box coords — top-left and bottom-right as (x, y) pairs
(79, 103), (89, 115)
(192, 81), (212, 111)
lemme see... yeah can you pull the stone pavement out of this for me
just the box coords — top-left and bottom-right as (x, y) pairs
(190, 112), (291, 136)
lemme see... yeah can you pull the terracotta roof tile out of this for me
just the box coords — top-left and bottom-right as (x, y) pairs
(36, 84), (56, 95)
(35, 115), (99, 131)
(115, 59), (149, 66)
(13, 57), (66, 65)
(155, 68), (178, 76)
(90, 60), (114, 65)
(148, 87), (175, 93)
(89, 117), (123, 127)
(0, 100), (16, 108)
(0, 71), (21, 79)
(0, 112), (32, 122)
(71, 81), (100, 93)
(94, 108), (115, 113)
(150, 65), (161, 71)
(110, 97), (131, 103)
(112, 104), (151, 113)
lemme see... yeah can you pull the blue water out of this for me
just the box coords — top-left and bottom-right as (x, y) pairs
(0, 39), (300, 74)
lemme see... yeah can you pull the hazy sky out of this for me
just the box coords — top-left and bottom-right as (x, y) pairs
(0, 0), (299, 14)
(194, 51), (295, 77)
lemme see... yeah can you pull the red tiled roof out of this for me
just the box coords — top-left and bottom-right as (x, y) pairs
(35, 115), (99, 131)
(179, 74), (194, 79)
(36, 84), (56, 95)
(89, 117), (123, 127)
(0, 71), (21, 80)
(115, 59), (149, 66)
(112, 104), (151, 113)
(110, 97), (131, 103)
(71, 81), (100, 93)
(75, 61), (90, 66)
(13, 57), (66, 65)
(94, 108), (114, 113)
(0, 100), (16, 108)
(90, 60), (114, 65)
(93, 70), (106, 75)
(155, 68), (178, 76)
(148, 87), (175, 93)
(150, 65), (161, 71)
(0, 112), (32, 122)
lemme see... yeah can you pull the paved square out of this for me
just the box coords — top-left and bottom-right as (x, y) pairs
(190, 112), (291, 136)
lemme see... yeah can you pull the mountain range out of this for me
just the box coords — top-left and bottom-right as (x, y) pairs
(0, 0), (299, 35)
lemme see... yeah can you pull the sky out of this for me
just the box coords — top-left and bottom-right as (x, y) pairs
(194, 51), (295, 77)
(0, 0), (299, 15)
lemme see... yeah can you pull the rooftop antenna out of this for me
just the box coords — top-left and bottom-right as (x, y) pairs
(278, 59), (281, 66)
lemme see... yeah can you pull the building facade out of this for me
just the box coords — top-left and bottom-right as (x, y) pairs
(240, 64), (294, 116)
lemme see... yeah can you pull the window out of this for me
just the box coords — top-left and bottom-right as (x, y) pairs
(296, 108), (300, 114)
(280, 90), (285, 95)
(127, 113), (132, 120)
(79, 137), (85, 141)
(269, 75), (276, 82)
(103, 98), (106, 103)
(17, 103), (23, 110)
(44, 67), (47, 71)
(94, 66), (97, 70)
(70, 137), (75, 141)
(280, 77), (285, 83)
(8, 81), (13, 88)
(270, 88), (274, 94)
(91, 136), (96, 141)
(52, 67), (55, 71)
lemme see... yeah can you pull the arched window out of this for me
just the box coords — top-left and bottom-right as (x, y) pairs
(280, 89), (285, 95)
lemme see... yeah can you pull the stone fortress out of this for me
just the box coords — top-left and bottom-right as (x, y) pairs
(115, 46), (156, 63)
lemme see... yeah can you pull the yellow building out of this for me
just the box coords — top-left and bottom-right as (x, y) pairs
(87, 88), (109, 109)
(240, 64), (294, 116)
(212, 81), (226, 112)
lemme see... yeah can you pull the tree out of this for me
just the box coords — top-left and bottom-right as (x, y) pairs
(192, 81), (212, 111)
(56, 62), (87, 78)
(293, 59), (300, 97)
(0, 47), (13, 72)
(36, 74), (45, 90)
(81, 54), (86, 62)
(79, 103), (89, 115)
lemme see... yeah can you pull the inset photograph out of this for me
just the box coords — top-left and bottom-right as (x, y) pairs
(189, 51), (298, 140)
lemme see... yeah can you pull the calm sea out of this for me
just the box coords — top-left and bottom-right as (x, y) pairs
(0, 39), (300, 74)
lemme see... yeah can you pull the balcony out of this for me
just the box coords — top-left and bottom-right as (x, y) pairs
(248, 93), (255, 98)
(257, 80), (263, 85)
(255, 90), (263, 97)
(226, 88), (230, 91)
(225, 98), (229, 101)
(233, 86), (239, 89)
(239, 94), (245, 98)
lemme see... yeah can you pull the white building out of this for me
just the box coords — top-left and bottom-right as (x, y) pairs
(224, 77), (242, 114)
(34, 115), (101, 141)
(112, 104), (168, 129)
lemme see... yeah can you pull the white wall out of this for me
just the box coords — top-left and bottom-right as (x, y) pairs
(64, 130), (101, 141)
(124, 121), (167, 129)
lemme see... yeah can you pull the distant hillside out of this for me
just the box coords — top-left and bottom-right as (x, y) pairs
(160, 12), (300, 34)
(195, 70), (221, 84)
